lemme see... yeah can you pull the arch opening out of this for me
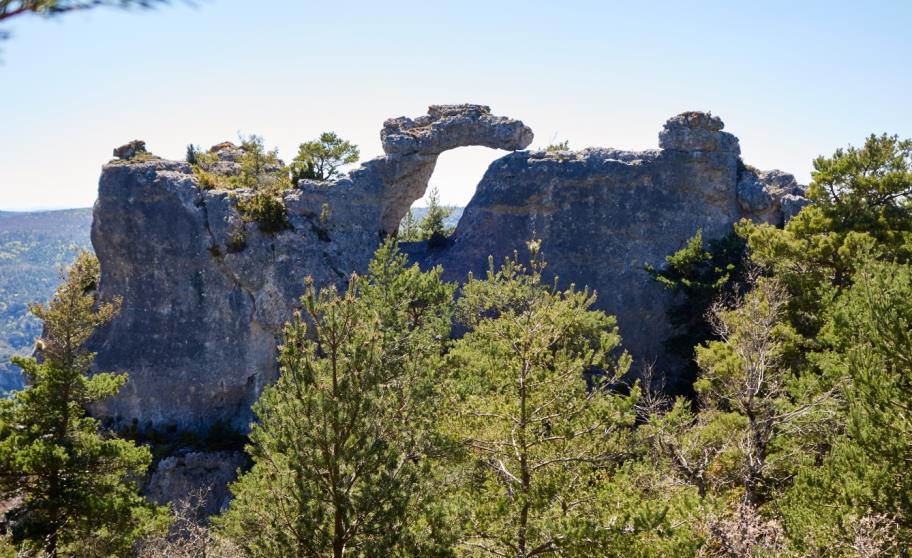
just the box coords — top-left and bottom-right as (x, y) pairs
(397, 146), (507, 243)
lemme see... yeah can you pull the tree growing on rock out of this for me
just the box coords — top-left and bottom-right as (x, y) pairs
(398, 208), (420, 241)
(646, 229), (747, 390)
(291, 131), (360, 183)
(417, 186), (453, 244)
(443, 241), (637, 557)
(233, 134), (289, 194)
(218, 240), (457, 557)
(0, 252), (166, 557)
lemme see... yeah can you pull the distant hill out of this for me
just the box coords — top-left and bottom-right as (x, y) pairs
(407, 206), (464, 230)
(0, 208), (93, 393)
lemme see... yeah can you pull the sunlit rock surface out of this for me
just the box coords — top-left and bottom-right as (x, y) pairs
(89, 105), (805, 433)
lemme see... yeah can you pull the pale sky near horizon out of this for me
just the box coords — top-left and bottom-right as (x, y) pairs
(1, 0), (910, 210)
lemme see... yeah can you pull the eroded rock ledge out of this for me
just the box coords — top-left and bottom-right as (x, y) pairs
(89, 104), (807, 434)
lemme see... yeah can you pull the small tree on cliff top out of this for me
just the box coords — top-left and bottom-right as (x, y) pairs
(291, 131), (360, 183)
(0, 252), (166, 557)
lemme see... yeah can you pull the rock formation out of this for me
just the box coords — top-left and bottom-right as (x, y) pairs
(146, 451), (248, 519)
(88, 104), (806, 435)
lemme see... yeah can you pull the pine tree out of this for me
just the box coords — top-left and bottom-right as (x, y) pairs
(0, 252), (166, 557)
(233, 134), (289, 194)
(398, 208), (419, 241)
(291, 132), (360, 182)
(417, 187), (453, 244)
(741, 133), (912, 339)
(780, 260), (912, 554)
(646, 229), (747, 390)
(443, 241), (637, 557)
(218, 240), (456, 557)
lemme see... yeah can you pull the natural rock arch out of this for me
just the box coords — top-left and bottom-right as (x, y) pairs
(90, 105), (806, 434)
(374, 104), (533, 233)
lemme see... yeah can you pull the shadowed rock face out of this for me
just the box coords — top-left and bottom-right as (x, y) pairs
(89, 105), (805, 433)
(146, 451), (247, 519)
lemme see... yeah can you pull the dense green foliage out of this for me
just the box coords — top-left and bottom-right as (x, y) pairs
(0, 253), (166, 556)
(544, 140), (570, 152)
(218, 240), (456, 557)
(647, 230), (747, 386)
(236, 191), (289, 234)
(443, 242), (637, 556)
(3, 131), (912, 556)
(291, 132), (360, 183)
(741, 133), (912, 339)
(628, 132), (912, 555)
(779, 261), (912, 555)
(0, 209), (92, 394)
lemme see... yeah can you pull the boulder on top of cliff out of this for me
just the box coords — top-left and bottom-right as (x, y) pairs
(113, 140), (148, 160)
(208, 141), (239, 156)
(658, 111), (740, 154)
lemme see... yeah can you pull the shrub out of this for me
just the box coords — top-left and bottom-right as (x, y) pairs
(545, 140), (570, 152)
(226, 230), (247, 253)
(186, 144), (201, 165)
(193, 168), (221, 190)
(236, 192), (288, 234)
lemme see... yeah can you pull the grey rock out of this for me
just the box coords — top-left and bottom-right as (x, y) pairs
(145, 451), (247, 519)
(737, 168), (807, 225)
(89, 106), (807, 435)
(375, 104), (533, 233)
(781, 194), (812, 222)
(113, 140), (148, 160)
(658, 111), (740, 154)
(414, 143), (743, 391)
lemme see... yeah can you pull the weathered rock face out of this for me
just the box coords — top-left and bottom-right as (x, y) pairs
(89, 105), (805, 433)
(145, 451), (247, 519)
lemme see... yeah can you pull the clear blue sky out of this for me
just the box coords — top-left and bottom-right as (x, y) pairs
(1, 0), (910, 210)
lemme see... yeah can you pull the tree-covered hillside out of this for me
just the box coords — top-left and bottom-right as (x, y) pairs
(0, 208), (93, 393)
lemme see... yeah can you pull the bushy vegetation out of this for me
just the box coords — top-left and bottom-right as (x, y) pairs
(398, 187), (457, 245)
(647, 230), (747, 391)
(190, 135), (290, 195)
(290, 131), (360, 183)
(544, 140), (570, 152)
(236, 191), (288, 234)
(188, 133), (361, 239)
(3, 133), (912, 557)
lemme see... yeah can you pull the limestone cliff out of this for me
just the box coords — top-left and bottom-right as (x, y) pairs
(89, 105), (806, 433)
